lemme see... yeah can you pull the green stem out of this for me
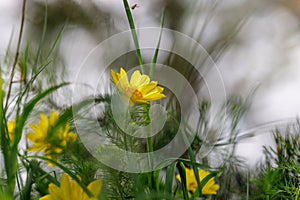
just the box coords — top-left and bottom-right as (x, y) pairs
(147, 136), (154, 165)
(147, 136), (154, 188)
(123, 0), (144, 73)
(142, 104), (154, 188)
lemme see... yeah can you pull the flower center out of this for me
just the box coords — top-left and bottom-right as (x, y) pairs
(126, 87), (143, 100)
(131, 90), (143, 100)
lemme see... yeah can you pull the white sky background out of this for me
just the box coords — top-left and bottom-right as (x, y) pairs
(0, 1), (20, 55)
(1, 0), (300, 168)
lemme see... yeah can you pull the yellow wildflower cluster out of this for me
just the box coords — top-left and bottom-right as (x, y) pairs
(26, 111), (77, 166)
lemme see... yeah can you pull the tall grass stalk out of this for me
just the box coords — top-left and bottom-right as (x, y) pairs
(123, 0), (144, 73)
(4, 0), (27, 113)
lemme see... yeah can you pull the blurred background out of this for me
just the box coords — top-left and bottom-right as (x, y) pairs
(1, 0), (300, 168)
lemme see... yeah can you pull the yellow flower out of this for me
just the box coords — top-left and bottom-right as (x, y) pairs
(0, 121), (15, 144)
(111, 68), (166, 106)
(26, 111), (77, 166)
(40, 173), (102, 200)
(7, 121), (16, 141)
(176, 167), (220, 195)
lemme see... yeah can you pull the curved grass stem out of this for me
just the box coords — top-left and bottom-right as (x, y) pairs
(5, 0), (27, 113)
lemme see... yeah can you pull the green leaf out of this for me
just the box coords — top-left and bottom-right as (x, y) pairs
(164, 161), (177, 195)
(150, 8), (166, 79)
(177, 162), (189, 200)
(153, 169), (160, 191)
(46, 23), (66, 59)
(0, 71), (12, 198)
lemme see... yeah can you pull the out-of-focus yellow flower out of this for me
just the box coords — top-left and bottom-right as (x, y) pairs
(7, 121), (16, 141)
(176, 167), (220, 195)
(111, 68), (166, 106)
(0, 121), (15, 144)
(39, 173), (102, 200)
(26, 111), (77, 166)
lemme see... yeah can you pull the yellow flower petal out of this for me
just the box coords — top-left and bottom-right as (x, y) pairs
(85, 179), (102, 200)
(139, 82), (158, 94)
(129, 70), (141, 85)
(39, 113), (50, 134)
(39, 194), (53, 200)
(49, 111), (59, 126)
(60, 174), (73, 197)
(111, 68), (129, 86)
(142, 93), (166, 101)
(111, 69), (120, 85)
(7, 121), (16, 140)
(48, 183), (61, 198)
(130, 70), (150, 87)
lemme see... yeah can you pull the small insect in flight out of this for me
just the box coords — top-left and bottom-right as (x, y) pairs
(131, 4), (139, 10)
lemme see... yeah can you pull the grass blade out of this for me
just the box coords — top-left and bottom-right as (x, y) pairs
(150, 8), (165, 79)
(0, 70), (13, 198)
(164, 161), (177, 195)
(200, 171), (219, 189)
(123, 0), (144, 73)
(32, 0), (48, 75)
(13, 82), (69, 149)
(46, 23), (66, 59)
(177, 162), (189, 200)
